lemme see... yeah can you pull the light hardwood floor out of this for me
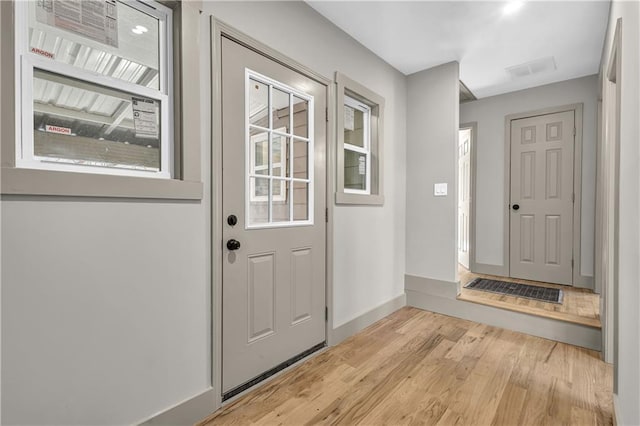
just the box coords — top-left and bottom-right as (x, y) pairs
(199, 307), (612, 426)
(458, 266), (601, 328)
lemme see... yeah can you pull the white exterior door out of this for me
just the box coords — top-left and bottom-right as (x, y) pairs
(458, 128), (471, 269)
(221, 37), (327, 395)
(510, 110), (575, 285)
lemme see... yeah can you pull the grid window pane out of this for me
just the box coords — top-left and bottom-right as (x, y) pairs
(247, 73), (312, 227)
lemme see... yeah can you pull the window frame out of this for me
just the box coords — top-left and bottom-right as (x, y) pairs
(336, 72), (385, 205)
(15, 0), (172, 179)
(0, 0), (203, 199)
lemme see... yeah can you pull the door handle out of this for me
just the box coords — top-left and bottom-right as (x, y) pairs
(512, 204), (520, 211)
(226, 239), (241, 251)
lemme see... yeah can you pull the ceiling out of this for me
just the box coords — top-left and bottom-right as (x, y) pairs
(307, 1), (610, 99)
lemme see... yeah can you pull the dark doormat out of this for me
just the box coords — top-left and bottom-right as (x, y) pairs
(464, 278), (563, 304)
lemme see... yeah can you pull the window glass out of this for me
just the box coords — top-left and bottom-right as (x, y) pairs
(344, 105), (365, 148)
(247, 71), (313, 227)
(344, 149), (367, 191)
(28, 1), (161, 90)
(33, 68), (161, 171)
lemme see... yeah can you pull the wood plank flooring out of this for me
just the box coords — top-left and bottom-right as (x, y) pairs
(458, 267), (601, 328)
(198, 307), (612, 426)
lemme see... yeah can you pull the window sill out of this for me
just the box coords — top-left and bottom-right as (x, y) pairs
(1, 167), (203, 200)
(335, 191), (384, 206)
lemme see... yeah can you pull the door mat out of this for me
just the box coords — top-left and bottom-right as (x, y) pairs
(464, 278), (563, 304)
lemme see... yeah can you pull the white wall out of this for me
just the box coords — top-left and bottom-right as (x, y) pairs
(405, 62), (460, 283)
(204, 2), (407, 328)
(460, 76), (598, 279)
(1, 2), (407, 424)
(601, 2), (640, 424)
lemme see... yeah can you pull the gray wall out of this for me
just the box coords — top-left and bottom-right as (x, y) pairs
(460, 75), (598, 279)
(1, 2), (407, 424)
(601, 1), (640, 424)
(405, 62), (460, 283)
(203, 1), (408, 329)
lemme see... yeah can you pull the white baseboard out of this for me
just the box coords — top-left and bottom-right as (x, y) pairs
(138, 388), (218, 426)
(328, 293), (406, 346)
(574, 274), (595, 290)
(405, 275), (458, 298)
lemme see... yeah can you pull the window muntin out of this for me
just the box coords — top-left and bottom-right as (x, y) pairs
(343, 95), (371, 194)
(16, 0), (172, 178)
(246, 70), (314, 228)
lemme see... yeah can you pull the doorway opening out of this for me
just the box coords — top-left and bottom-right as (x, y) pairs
(458, 124), (474, 270)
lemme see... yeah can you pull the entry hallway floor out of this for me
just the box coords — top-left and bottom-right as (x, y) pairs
(199, 307), (613, 425)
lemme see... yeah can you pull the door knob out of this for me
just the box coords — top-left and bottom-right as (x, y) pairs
(226, 239), (241, 251)
(512, 204), (520, 211)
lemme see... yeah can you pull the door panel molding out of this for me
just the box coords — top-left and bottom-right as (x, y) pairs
(210, 17), (333, 411)
(503, 103), (592, 288)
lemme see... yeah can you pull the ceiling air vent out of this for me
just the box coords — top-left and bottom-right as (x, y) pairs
(506, 56), (557, 79)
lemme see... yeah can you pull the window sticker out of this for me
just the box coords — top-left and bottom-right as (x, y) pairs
(344, 105), (355, 131)
(358, 155), (366, 175)
(36, 0), (119, 48)
(131, 97), (159, 139)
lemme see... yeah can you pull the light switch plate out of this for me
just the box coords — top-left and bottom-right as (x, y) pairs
(434, 183), (448, 196)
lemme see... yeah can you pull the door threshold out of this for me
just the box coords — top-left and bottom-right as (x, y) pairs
(222, 342), (326, 402)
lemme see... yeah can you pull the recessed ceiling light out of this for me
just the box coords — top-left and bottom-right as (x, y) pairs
(132, 25), (149, 35)
(503, 0), (525, 15)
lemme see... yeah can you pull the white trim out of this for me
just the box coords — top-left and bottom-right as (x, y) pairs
(328, 294), (406, 346)
(244, 68), (315, 229)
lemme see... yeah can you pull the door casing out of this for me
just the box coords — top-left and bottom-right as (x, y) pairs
(503, 103), (591, 288)
(210, 18), (335, 409)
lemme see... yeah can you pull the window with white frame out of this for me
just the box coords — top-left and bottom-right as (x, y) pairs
(15, 0), (173, 178)
(336, 72), (385, 205)
(343, 96), (371, 194)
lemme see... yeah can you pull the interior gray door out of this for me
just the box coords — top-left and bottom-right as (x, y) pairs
(510, 110), (575, 285)
(221, 36), (327, 394)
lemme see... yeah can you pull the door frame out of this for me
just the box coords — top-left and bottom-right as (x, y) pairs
(210, 18), (335, 409)
(503, 103), (591, 288)
(459, 122), (477, 271)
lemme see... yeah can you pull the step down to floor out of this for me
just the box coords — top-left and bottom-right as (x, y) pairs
(405, 274), (602, 351)
(457, 290), (601, 329)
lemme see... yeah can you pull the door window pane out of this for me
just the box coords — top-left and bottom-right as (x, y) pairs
(293, 139), (309, 179)
(247, 72), (313, 227)
(249, 177), (269, 225)
(293, 181), (309, 221)
(272, 88), (290, 133)
(249, 79), (269, 127)
(293, 96), (308, 138)
(272, 179), (290, 222)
